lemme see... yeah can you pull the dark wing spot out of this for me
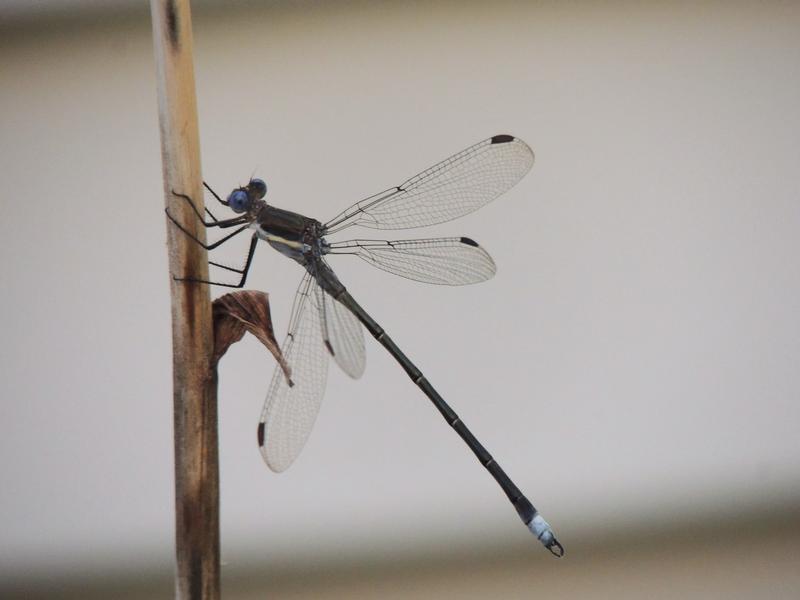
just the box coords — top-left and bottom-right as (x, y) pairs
(459, 237), (479, 247)
(324, 340), (335, 356)
(257, 422), (265, 446)
(490, 134), (514, 144)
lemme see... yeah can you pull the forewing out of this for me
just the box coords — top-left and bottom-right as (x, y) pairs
(324, 135), (533, 233)
(258, 273), (329, 472)
(327, 237), (496, 285)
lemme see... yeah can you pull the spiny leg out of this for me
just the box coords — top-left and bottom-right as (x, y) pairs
(193, 182), (228, 222)
(167, 215), (251, 284)
(176, 233), (259, 288)
(169, 190), (241, 227)
(165, 203), (250, 251)
(166, 186), (258, 287)
(208, 234), (259, 283)
(203, 182), (229, 209)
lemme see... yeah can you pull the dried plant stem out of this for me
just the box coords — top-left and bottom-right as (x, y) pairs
(150, 1), (220, 598)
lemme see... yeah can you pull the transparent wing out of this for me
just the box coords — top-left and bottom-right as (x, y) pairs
(258, 272), (329, 472)
(327, 237), (496, 285)
(323, 135), (533, 234)
(318, 285), (366, 379)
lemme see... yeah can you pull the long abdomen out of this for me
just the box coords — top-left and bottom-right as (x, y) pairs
(332, 287), (563, 556)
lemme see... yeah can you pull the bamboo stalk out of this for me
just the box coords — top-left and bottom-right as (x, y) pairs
(149, 1), (220, 598)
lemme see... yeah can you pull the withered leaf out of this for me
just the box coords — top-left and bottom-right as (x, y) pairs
(212, 290), (291, 384)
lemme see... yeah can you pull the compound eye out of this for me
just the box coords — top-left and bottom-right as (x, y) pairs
(227, 189), (249, 213)
(250, 178), (267, 199)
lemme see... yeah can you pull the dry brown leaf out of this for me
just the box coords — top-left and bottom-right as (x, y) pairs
(212, 290), (291, 384)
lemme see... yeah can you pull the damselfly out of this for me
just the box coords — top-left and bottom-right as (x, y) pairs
(167, 134), (563, 556)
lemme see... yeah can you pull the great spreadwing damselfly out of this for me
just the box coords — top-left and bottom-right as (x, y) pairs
(167, 134), (563, 556)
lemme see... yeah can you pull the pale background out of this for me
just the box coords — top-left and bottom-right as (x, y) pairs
(1, 1), (799, 598)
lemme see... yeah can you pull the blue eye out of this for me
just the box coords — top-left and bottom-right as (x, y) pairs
(227, 189), (249, 213)
(250, 178), (267, 199)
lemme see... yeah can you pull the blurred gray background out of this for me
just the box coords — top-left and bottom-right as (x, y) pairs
(1, 1), (799, 598)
